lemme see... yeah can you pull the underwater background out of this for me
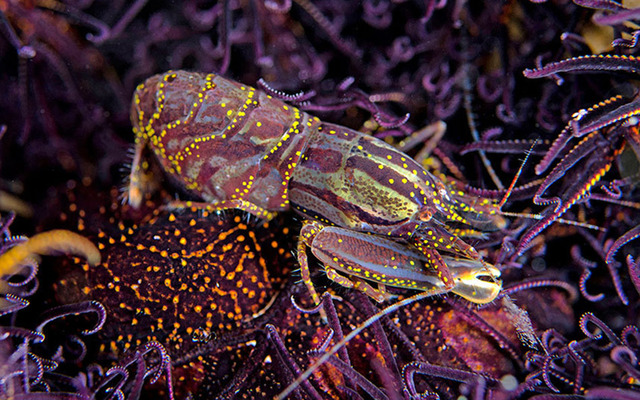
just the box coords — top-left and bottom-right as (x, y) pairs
(0, 1), (639, 399)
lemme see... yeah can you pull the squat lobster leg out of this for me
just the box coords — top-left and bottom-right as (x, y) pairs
(325, 266), (393, 303)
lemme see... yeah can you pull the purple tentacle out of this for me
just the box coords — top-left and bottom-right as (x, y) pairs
(605, 224), (640, 265)
(571, 245), (605, 301)
(578, 268), (605, 302)
(0, 294), (30, 317)
(535, 128), (572, 175)
(257, 79), (317, 103)
(0, 326), (45, 343)
(534, 130), (600, 206)
(306, 349), (390, 400)
(352, 292), (400, 385)
(445, 298), (522, 363)
(214, 336), (269, 399)
(566, 341), (586, 391)
(611, 346), (640, 380)
(614, 30), (640, 48)
(541, 356), (560, 393)
(604, 258), (629, 305)
(575, 95), (640, 138)
(594, 8), (640, 26)
(625, 254), (640, 296)
(524, 55), (640, 80)
(37, 301), (106, 336)
(500, 279), (578, 302)
(461, 139), (547, 155)
(519, 139), (620, 255)
(622, 326), (640, 351)
(402, 361), (495, 399)
(600, 180), (623, 198)
(94, 366), (128, 400)
(584, 386), (640, 400)
(266, 324), (324, 400)
(579, 313), (621, 351)
(126, 352), (147, 400)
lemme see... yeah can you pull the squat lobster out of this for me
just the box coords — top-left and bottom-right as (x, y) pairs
(127, 71), (502, 305)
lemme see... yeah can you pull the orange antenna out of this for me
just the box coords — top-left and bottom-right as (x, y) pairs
(499, 139), (538, 208)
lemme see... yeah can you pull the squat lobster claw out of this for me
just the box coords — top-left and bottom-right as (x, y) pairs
(298, 220), (501, 305)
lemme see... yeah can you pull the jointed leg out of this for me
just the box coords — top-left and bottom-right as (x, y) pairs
(325, 266), (389, 303)
(297, 238), (321, 306)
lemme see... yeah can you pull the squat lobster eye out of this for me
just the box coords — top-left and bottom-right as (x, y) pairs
(417, 208), (433, 221)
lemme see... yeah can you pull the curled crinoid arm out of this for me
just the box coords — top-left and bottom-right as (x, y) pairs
(0, 229), (101, 279)
(266, 324), (324, 400)
(92, 341), (175, 400)
(36, 0), (110, 43)
(36, 301), (107, 336)
(256, 78), (317, 103)
(579, 312), (622, 350)
(276, 289), (462, 400)
(523, 54), (640, 80)
(614, 30), (640, 48)
(403, 361), (497, 399)
(606, 224), (640, 265)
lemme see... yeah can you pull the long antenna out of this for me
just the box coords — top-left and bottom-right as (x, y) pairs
(499, 139), (537, 208)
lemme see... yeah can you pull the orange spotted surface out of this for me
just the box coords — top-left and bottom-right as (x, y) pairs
(52, 182), (295, 360)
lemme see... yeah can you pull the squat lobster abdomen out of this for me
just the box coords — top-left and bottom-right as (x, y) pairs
(130, 71), (311, 215)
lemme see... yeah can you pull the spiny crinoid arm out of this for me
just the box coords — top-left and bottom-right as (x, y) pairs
(517, 138), (625, 256)
(523, 54), (640, 81)
(0, 230), (100, 279)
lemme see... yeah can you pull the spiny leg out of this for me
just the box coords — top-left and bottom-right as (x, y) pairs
(351, 277), (391, 303)
(298, 221), (324, 306)
(126, 140), (147, 208)
(412, 237), (456, 291)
